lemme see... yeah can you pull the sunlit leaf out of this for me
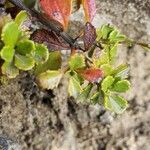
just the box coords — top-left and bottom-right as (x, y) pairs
(15, 54), (35, 71)
(104, 43), (118, 62)
(0, 14), (12, 35)
(83, 22), (96, 50)
(111, 80), (131, 93)
(1, 21), (20, 47)
(69, 53), (85, 70)
(82, 0), (96, 22)
(113, 64), (129, 79)
(101, 76), (114, 93)
(16, 39), (35, 55)
(15, 10), (28, 26)
(2, 61), (19, 78)
(93, 52), (109, 67)
(109, 43), (118, 60)
(97, 25), (114, 40)
(109, 30), (118, 41)
(33, 44), (49, 64)
(35, 51), (62, 75)
(104, 95), (128, 114)
(109, 29), (126, 42)
(1, 46), (15, 62)
(68, 76), (82, 98)
(79, 68), (103, 83)
(100, 64), (113, 76)
(39, 0), (72, 29)
(115, 34), (127, 42)
(37, 70), (62, 90)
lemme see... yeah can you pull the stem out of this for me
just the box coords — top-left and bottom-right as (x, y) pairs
(8, 0), (83, 50)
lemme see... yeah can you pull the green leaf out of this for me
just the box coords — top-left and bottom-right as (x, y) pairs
(109, 29), (126, 42)
(2, 62), (19, 78)
(101, 76), (115, 93)
(93, 52), (109, 67)
(98, 25), (114, 40)
(67, 71), (84, 84)
(15, 11), (28, 26)
(0, 15), (12, 35)
(2, 22), (20, 47)
(68, 76), (82, 98)
(16, 39), (35, 55)
(69, 53), (85, 70)
(104, 43), (117, 61)
(111, 80), (131, 92)
(110, 43), (118, 60)
(37, 70), (62, 90)
(90, 92), (103, 104)
(78, 83), (93, 101)
(113, 64), (129, 79)
(34, 51), (62, 75)
(1, 46), (15, 62)
(109, 30), (118, 41)
(104, 95), (128, 114)
(115, 34), (126, 42)
(100, 64), (113, 76)
(15, 54), (35, 71)
(33, 44), (49, 64)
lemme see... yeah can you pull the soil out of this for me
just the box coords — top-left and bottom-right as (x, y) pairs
(0, 0), (150, 150)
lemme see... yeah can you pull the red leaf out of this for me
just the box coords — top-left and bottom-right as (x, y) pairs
(82, 0), (96, 22)
(31, 29), (70, 50)
(83, 22), (96, 50)
(78, 68), (103, 83)
(39, 0), (71, 29)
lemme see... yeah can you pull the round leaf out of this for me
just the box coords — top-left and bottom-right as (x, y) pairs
(35, 51), (62, 75)
(2, 22), (20, 47)
(15, 54), (35, 71)
(15, 11), (28, 26)
(79, 68), (103, 83)
(100, 64), (113, 76)
(2, 62), (19, 78)
(16, 39), (35, 55)
(101, 76), (115, 93)
(104, 95), (128, 114)
(33, 44), (49, 64)
(69, 53), (85, 70)
(37, 70), (62, 90)
(1, 46), (15, 62)
(111, 80), (131, 93)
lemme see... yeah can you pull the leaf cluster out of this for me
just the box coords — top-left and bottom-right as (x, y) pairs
(0, 11), (49, 78)
(0, 10), (133, 114)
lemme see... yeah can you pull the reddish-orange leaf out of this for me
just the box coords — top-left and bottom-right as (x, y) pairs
(39, 0), (71, 29)
(79, 68), (103, 83)
(82, 0), (96, 22)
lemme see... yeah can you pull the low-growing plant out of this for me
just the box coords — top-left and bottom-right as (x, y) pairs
(0, 0), (149, 114)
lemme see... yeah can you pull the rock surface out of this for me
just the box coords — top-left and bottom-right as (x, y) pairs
(0, 0), (150, 150)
